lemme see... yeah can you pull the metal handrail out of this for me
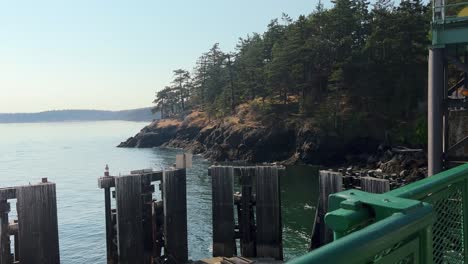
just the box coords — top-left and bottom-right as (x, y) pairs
(289, 204), (434, 264)
(388, 163), (468, 199)
(289, 163), (468, 264)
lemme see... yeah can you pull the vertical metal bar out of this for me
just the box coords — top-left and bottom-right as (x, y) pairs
(443, 58), (449, 169)
(104, 187), (112, 262)
(463, 178), (468, 263)
(428, 48), (445, 176)
(464, 51), (468, 93)
(420, 223), (434, 264)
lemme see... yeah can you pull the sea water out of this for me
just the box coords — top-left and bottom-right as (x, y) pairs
(0, 121), (317, 263)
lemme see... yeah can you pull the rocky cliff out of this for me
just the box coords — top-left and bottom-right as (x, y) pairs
(118, 111), (382, 165)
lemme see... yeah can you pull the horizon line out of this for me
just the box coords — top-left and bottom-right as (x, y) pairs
(0, 106), (154, 115)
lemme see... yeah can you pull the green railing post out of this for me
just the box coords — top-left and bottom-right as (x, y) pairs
(464, 178), (468, 263)
(421, 224), (434, 264)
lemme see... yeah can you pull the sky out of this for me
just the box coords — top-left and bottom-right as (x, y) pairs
(0, 0), (319, 113)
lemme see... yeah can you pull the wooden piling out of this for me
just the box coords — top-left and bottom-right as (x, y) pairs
(99, 168), (190, 263)
(163, 169), (188, 263)
(0, 200), (10, 264)
(311, 171), (342, 249)
(103, 185), (114, 262)
(255, 166), (283, 260)
(10, 220), (19, 263)
(115, 175), (144, 264)
(361, 177), (390, 194)
(16, 182), (60, 264)
(141, 180), (155, 261)
(211, 166), (236, 257)
(236, 167), (256, 257)
(152, 200), (164, 257)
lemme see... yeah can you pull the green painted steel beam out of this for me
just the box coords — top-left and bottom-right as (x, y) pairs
(324, 208), (370, 233)
(322, 164), (468, 238)
(432, 19), (468, 45)
(433, 26), (468, 46)
(325, 189), (428, 238)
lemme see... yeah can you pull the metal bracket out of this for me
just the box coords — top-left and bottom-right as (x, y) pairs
(325, 190), (427, 236)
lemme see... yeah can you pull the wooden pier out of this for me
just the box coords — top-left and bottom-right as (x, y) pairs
(0, 178), (60, 264)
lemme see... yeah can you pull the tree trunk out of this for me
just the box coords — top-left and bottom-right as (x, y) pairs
(227, 55), (235, 114)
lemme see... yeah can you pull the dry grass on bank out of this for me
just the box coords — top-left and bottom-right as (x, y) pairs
(154, 119), (181, 128)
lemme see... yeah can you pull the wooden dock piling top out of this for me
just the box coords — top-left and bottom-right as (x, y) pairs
(208, 165), (285, 176)
(0, 180), (60, 264)
(199, 257), (284, 264)
(0, 180), (56, 200)
(98, 171), (163, 189)
(16, 182), (60, 264)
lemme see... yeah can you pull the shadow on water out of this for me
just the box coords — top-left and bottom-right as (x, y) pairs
(282, 165), (319, 260)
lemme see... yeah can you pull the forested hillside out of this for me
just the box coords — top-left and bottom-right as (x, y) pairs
(152, 0), (430, 146)
(121, 0), (431, 168)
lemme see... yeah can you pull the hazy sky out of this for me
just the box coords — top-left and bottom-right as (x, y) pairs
(0, 0), (317, 113)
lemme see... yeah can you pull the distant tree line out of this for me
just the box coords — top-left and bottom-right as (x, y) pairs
(152, 0), (430, 143)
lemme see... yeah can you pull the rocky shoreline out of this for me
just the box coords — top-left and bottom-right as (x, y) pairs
(119, 112), (427, 186)
(329, 146), (427, 189)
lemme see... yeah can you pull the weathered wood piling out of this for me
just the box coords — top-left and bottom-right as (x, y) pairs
(0, 200), (10, 264)
(115, 174), (145, 263)
(163, 169), (188, 263)
(361, 176), (390, 194)
(310, 171), (343, 249)
(255, 166), (282, 260)
(211, 166), (236, 257)
(0, 178), (60, 264)
(210, 165), (284, 261)
(98, 168), (188, 264)
(237, 167), (255, 258)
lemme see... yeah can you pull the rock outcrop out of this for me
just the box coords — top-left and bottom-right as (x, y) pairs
(118, 111), (382, 165)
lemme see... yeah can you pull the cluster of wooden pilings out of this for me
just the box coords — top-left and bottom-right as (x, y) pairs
(99, 165), (286, 264)
(0, 178), (60, 264)
(98, 168), (188, 264)
(0, 163), (287, 264)
(209, 166), (284, 261)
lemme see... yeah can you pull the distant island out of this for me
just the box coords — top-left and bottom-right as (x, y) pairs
(0, 107), (160, 123)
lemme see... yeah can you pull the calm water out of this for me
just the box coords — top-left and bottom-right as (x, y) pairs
(0, 121), (317, 263)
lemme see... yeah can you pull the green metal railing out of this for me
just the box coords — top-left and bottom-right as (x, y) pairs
(434, 0), (468, 23)
(290, 163), (468, 264)
(431, 0), (468, 45)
